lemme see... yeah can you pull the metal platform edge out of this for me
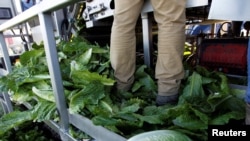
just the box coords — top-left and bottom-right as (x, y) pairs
(69, 113), (127, 141)
(0, 0), (82, 31)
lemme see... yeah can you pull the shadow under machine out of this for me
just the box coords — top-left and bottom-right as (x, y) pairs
(82, 0), (250, 78)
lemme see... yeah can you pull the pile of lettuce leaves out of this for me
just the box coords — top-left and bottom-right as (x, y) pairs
(0, 36), (246, 141)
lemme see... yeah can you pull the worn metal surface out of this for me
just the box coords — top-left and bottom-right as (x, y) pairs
(208, 0), (250, 21)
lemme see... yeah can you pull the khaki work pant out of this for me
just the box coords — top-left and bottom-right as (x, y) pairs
(110, 0), (186, 96)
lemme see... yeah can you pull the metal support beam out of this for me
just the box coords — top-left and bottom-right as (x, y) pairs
(44, 120), (78, 141)
(141, 12), (153, 68)
(0, 33), (12, 72)
(38, 12), (69, 141)
(0, 33), (13, 114)
(2, 93), (13, 113)
(69, 114), (127, 141)
(0, 99), (8, 114)
(0, 93), (13, 114)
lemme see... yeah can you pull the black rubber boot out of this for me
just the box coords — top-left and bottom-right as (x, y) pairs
(156, 94), (178, 106)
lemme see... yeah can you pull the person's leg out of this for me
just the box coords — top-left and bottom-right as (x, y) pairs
(150, 0), (186, 105)
(110, 0), (144, 91)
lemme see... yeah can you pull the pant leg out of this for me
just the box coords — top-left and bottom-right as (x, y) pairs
(150, 0), (186, 96)
(110, 0), (144, 91)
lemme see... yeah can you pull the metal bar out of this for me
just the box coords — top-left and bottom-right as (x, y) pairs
(0, 97), (8, 114)
(69, 114), (127, 141)
(3, 34), (30, 38)
(38, 12), (69, 141)
(2, 93), (13, 113)
(0, 33), (14, 115)
(141, 13), (153, 68)
(0, 68), (8, 76)
(0, 0), (82, 32)
(0, 33), (12, 73)
(44, 120), (78, 141)
(10, 0), (18, 16)
(22, 101), (77, 141)
(52, 10), (65, 40)
(229, 84), (247, 91)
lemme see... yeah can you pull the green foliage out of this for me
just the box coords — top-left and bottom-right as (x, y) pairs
(69, 82), (105, 114)
(0, 121), (55, 141)
(0, 110), (34, 134)
(0, 36), (246, 141)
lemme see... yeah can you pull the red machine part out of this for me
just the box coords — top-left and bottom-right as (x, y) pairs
(198, 38), (248, 75)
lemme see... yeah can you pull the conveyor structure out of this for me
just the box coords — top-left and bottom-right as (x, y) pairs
(83, 0), (209, 67)
(0, 0), (211, 141)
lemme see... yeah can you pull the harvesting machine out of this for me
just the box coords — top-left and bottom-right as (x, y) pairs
(0, 0), (249, 141)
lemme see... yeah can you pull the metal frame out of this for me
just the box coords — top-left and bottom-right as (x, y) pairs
(0, 0), (210, 141)
(0, 0), (126, 141)
(0, 0), (81, 141)
(38, 12), (70, 139)
(140, 0), (208, 67)
(141, 12), (153, 68)
(69, 114), (127, 141)
(0, 32), (13, 114)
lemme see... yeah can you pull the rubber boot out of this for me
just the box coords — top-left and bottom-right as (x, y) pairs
(246, 103), (250, 125)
